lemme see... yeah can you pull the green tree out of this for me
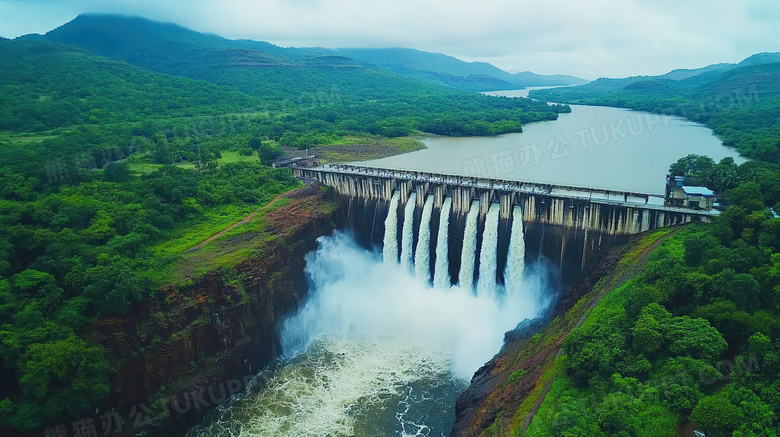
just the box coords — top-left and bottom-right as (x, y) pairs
(684, 233), (716, 266)
(669, 154), (715, 181)
(258, 142), (283, 165)
(152, 138), (172, 164)
(83, 256), (151, 316)
(632, 304), (666, 355)
(103, 162), (131, 183)
(12, 336), (110, 429)
(665, 316), (727, 362)
(725, 182), (765, 211)
(690, 392), (742, 436)
(249, 137), (263, 151)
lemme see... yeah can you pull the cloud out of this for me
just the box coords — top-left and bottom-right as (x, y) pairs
(0, 0), (777, 78)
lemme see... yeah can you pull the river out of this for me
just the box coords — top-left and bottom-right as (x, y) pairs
(188, 90), (745, 437)
(361, 88), (745, 194)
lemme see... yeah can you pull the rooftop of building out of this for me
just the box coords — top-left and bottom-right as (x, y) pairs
(682, 186), (715, 197)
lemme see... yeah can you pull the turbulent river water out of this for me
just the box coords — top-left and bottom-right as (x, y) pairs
(188, 88), (744, 436)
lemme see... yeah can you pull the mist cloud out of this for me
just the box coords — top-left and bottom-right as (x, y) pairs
(281, 231), (550, 378)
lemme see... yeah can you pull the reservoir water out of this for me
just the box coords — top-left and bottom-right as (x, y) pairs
(362, 88), (745, 194)
(188, 91), (745, 436)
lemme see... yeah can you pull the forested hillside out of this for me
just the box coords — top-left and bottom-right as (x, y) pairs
(0, 37), (301, 426)
(519, 58), (780, 437)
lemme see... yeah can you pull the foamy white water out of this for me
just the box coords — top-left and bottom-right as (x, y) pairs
(400, 193), (417, 273)
(187, 338), (456, 437)
(504, 206), (526, 297)
(433, 197), (452, 290)
(415, 195), (435, 284)
(383, 192), (400, 263)
(477, 203), (500, 297)
(458, 201), (480, 292)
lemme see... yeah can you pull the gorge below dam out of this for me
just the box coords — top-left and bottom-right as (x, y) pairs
(187, 94), (745, 437)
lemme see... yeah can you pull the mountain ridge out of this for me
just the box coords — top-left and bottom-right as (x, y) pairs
(335, 47), (589, 90)
(43, 14), (587, 93)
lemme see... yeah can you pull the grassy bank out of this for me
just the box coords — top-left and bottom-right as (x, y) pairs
(316, 135), (427, 162)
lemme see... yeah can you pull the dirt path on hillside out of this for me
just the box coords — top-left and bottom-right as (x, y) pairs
(184, 189), (296, 253)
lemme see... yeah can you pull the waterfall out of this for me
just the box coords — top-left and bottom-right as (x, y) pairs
(400, 193), (417, 273)
(382, 192), (400, 263)
(477, 202), (500, 296)
(433, 197), (452, 289)
(504, 206), (526, 296)
(414, 195), (434, 284)
(458, 201), (480, 292)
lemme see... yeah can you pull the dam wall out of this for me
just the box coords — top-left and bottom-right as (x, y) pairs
(293, 165), (713, 285)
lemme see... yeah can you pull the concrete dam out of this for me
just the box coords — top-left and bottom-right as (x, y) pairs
(292, 164), (714, 286)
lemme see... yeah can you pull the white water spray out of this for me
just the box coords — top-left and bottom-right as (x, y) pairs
(458, 201), (480, 292)
(400, 193), (417, 274)
(283, 231), (549, 378)
(477, 203), (500, 297)
(414, 195), (434, 284)
(504, 206), (526, 296)
(433, 197), (452, 290)
(382, 192), (400, 263)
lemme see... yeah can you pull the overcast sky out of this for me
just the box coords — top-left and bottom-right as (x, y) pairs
(1, 0), (778, 79)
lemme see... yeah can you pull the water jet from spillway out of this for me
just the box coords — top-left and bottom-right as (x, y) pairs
(477, 202), (500, 297)
(415, 195), (435, 284)
(433, 197), (452, 290)
(400, 193), (417, 273)
(383, 191), (400, 263)
(458, 201), (480, 292)
(504, 205), (526, 297)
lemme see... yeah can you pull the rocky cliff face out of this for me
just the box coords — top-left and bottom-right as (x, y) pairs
(83, 184), (346, 436)
(450, 229), (676, 437)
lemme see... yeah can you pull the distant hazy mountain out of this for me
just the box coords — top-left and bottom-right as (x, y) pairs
(535, 53), (780, 98)
(531, 53), (780, 103)
(738, 52), (780, 66)
(660, 63), (735, 81)
(46, 14), (330, 65)
(336, 48), (511, 78)
(511, 70), (590, 86)
(336, 47), (588, 91)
